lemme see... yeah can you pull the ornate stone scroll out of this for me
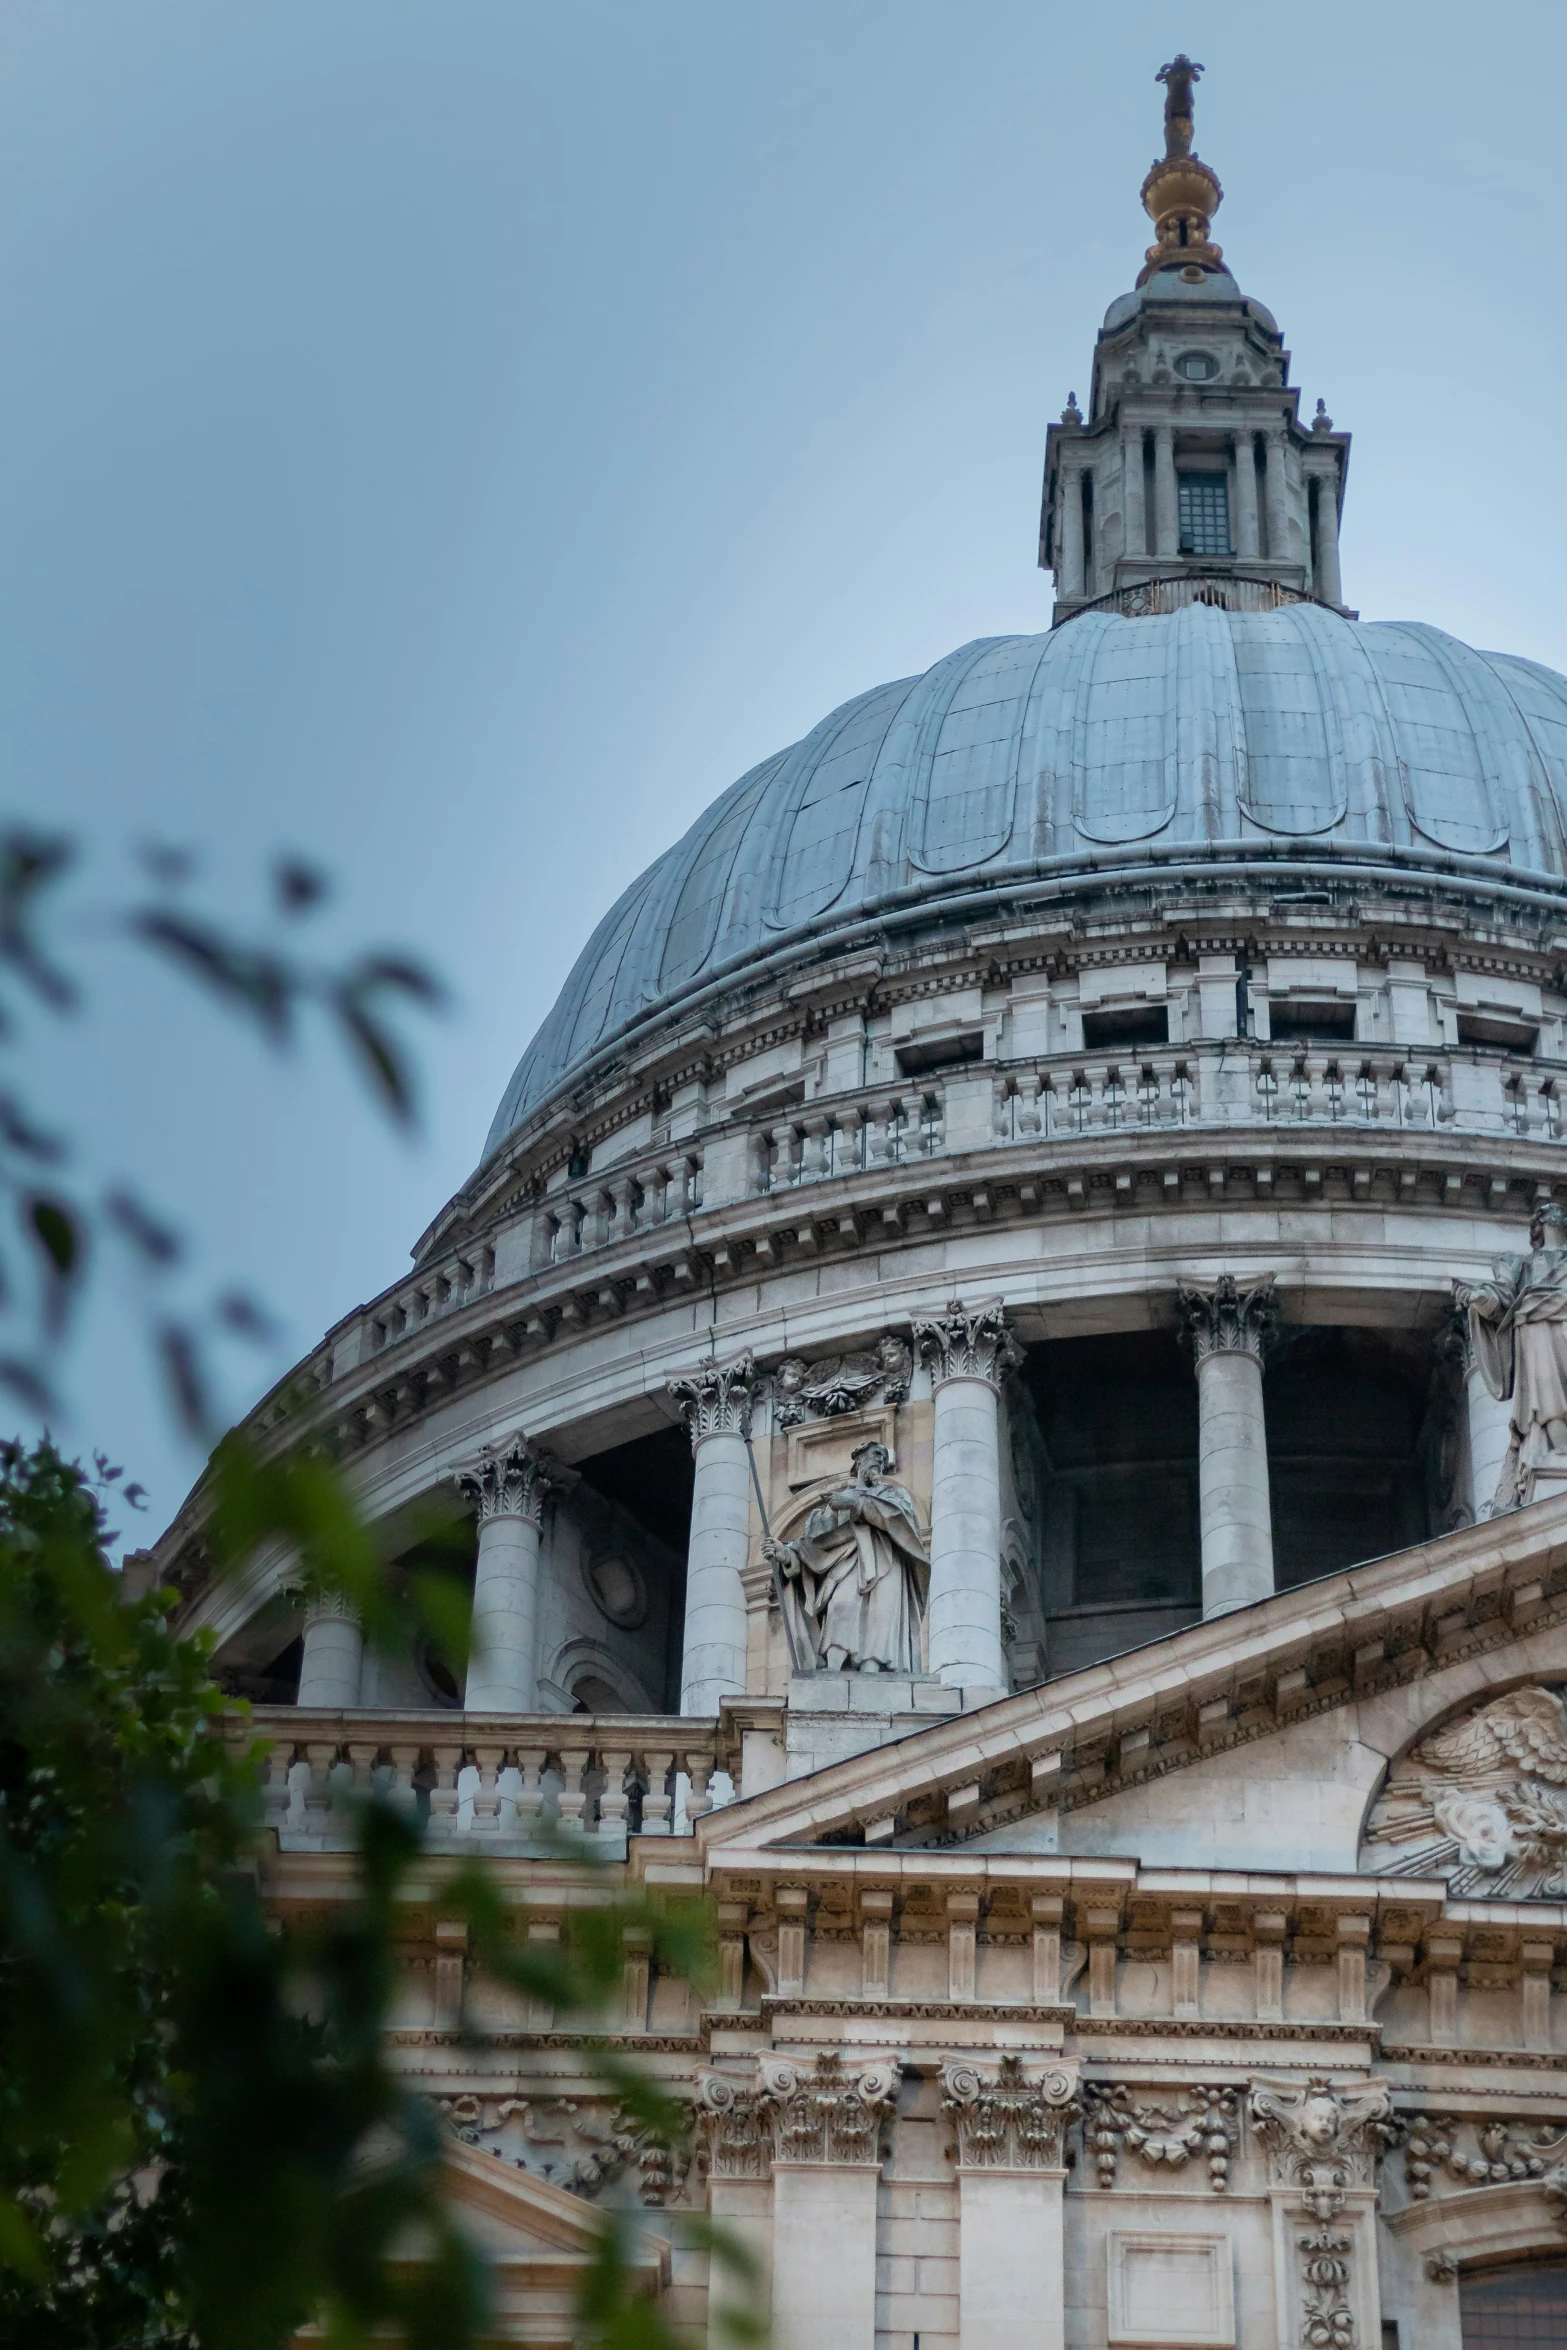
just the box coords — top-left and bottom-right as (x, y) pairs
(770, 1335), (913, 1427)
(696, 2053), (898, 2174)
(758, 2051), (897, 2165)
(911, 1297), (1021, 1391)
(1363, 1684), (1567, 1897)
(454, 1431), (561, 1526)
(666, 1352), (759, 1447)
(1083, 2082), (1239, 2191)
(1175, 1270), (1280, 1363)
(940, 2055), (1078, 2169)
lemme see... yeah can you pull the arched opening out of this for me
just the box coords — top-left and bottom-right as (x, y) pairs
(1460, 2257), (1567, 2345)
(1264, 1327), (1438, 1586)
(570, 1424), (692, 1712)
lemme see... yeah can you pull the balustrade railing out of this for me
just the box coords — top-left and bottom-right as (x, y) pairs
(239, 1709), (727, 1847)
(369, 1244), (497, 1355)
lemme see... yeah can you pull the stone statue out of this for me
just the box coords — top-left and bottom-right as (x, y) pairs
(763, 1441), (930, 1675)
(1456, 1203), (1567, 1510)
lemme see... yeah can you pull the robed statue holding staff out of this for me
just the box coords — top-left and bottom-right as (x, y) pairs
(764, 1441), (930, 1674)
(1458, 1202), (1567, 1511)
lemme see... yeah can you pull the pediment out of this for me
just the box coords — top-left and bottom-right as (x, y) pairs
(698, 1493), (1567, 1870)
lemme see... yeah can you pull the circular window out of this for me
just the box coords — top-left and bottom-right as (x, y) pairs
(1174, 350), (1219, 380)
(414, 1633), (461, 1708)
(585, 1552), (647, 1630)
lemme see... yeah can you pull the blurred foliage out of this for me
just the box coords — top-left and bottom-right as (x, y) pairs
(0, 839), (764, 2345)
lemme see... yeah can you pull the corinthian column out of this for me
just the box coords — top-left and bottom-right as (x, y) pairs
(668, 1353), (759, 1713)
(456, 1434), (561, 1711)
(297, 1594), (363, 1708)
(912, 1299), (1020, 1691)
(943, 2059), (1078, 2350)
(1177, 1274), (1280, 1616)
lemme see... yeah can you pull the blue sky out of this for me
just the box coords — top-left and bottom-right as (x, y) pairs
(3, 0), (1564, 1532)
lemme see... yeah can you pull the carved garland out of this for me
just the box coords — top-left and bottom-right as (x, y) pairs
(1083, 2082), (1239, 2190)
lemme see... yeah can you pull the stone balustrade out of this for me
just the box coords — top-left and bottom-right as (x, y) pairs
(239, 1707), (728, 1847)
(366, 1241), (498, 1357)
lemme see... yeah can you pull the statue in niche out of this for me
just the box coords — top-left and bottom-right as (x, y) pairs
(1456, 1201), (1567, 1510)
(764, 1441), (930, 1674)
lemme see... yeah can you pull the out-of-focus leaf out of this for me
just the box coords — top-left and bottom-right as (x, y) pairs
(333, 993), (417, 1126)
(273, 857), (330, 915)
(0, 1093), (63, 1162)
(0, 829), (76, 1010)
(26, 1192), (80, 1280)
(157, 1319), (212, 1439)
(216, 1288), (279, 1343)
(106, 1186), (183, 1267)
(132, 911), (293, 1043)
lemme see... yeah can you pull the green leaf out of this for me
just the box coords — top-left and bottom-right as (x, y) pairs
(27, 1194), (79, 1279)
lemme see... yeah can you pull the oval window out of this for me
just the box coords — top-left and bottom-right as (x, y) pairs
(1174, 350), (1219, 380)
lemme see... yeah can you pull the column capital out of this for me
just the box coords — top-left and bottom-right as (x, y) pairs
(454, 1433), (561, 1527)
(302, 1591), (360, 1633)
(912, 1297), (1021, 1391)
(1177, 1271), (1280, 1366)
(759, 2050), (897, 2167)
(666, 1351), (758, 1447)
(942, 2056), (1080, 2170)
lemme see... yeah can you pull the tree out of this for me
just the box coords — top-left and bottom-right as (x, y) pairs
(0, 838), (759, 2346)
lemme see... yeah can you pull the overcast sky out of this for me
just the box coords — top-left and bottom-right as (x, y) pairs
(3, 0), (1565, 1534)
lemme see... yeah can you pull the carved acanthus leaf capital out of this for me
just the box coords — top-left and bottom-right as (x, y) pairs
(759, 2051), (897, 2167)
(1249, 2075), (1398, 2212)
(940, 2055), (1079, 2170)
(912, 1298), (1020, 1392)
(666, 1353), (759, 1448)
(1176, 1271), (1280, 1366)
(454, 1433), (560, 1528)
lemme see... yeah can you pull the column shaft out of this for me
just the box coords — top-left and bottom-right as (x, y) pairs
(928, 1377), (1005, 1687)
(1195, 1348), (1275, 1613)
(770, 2166), (878, 2350)
(1058, 466), (1084, 598)
(1263, 430), (1289, 562)
(1232, 430), (1260, 557)
(465, 1511), (543, 1710)
(1465, 1360), (1513, 1520)
(297, 1600), (363, 1708)
(1121, 429), (1146, 560)
(682, 1428), (751, 1711)
(1314, 470), (1343, 604)
(1153, 425), (1178, 556)
(958, 2171), (1066, 2350)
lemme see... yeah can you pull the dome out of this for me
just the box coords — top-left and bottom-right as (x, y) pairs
(486, 604), (1567, 1154)
(1101, 265), (1277, 334)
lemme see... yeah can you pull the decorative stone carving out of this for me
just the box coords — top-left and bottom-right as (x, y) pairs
(1175, 1270), (1280, 1364)
(911, 1297), (1021, 1390)
(758, 2051), (898, 2165)
(694, 2070), (770, 2178)
(764, 1441), (930, 1674)
(770, 1336), (913, 1427)
(1456, 1203), (1567, 1510)
(1250, 2077), (1398, 2213)
(1363, 1684), (1567, 1896)
(696, 2052), (897, 2173)
(455, 1432), (560, 1526)
(1082, 2082), (1239, 2191)
(940, 2054), (1078, 2169)
(1404, 2113), (1567, 2223)
(666, 1352), (759, 1447)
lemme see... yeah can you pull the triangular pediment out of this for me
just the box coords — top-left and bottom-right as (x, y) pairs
(696, 1494), (1567, 1870)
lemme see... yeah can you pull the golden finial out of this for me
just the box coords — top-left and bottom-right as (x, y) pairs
(1136, 55), (1224, 287)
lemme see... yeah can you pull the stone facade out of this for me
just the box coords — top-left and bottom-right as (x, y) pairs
(162, 61), (1567, 2350)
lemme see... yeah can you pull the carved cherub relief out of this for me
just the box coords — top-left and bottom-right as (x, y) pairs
(1363, 1684), (1567, 1897)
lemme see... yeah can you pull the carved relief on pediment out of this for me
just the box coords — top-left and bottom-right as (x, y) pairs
(1362, 1684), (1567, 1898)
(770, 1336), (913, 1429)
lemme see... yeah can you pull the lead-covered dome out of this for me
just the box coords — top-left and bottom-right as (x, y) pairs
(486, 605), (1567, 1154)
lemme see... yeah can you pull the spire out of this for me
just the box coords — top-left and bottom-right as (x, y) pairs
(1137, 55), (1224, 287)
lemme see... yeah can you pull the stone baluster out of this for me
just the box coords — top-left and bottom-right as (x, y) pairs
(645, 1163), (670, 1227)
(261, 1743), (294, 1827)
(284, 1751), (311, 1832)
(455, 1433), (562, 1712)
(514, 1746), (548, 1836)
(1153, 424), (1178, 557)
(427, 1743), (463, 1834)
(684, 1750), (715, 1823)
(799, 1116), (831, 1180)
(385, 1742), (422, 1820)
(470, 1743), (506, 1830)
(1232, 427), (1260, 557)
(912, 1299), (1020, 1692)
(608, 1174), (637, 1240)
(598, 1749), (632, 1840)
(1176, 1273), (1280, 1615)
(668, 1353), (759, 1711)
(1015, 1072), (1043, 1138)
(345, 1738), (381, 1809)
(1450, 1287), (1513, 1521)
(297, 1594), (364, 1709)
(302, 1740), (341, 1829)
(640, 1750), (675, 1835)
(556, 1747), (590, 1834)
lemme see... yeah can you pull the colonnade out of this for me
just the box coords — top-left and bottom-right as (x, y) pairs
(1055, 425), (1342, 603)
(291, 1282), (1514, 1710)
